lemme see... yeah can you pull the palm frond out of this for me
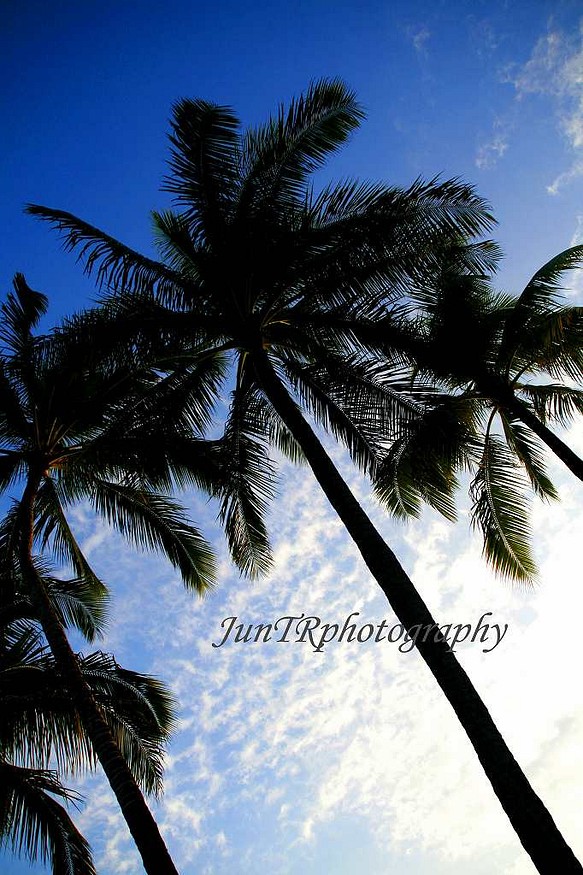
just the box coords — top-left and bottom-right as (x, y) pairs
(289, 183), (497, 317)
(374, 397), (480, 521)
(90, 480), (216, 594)
(509, 306), (583, 383)
(0, 452), (26, 493)
(0, 362), (31, 442)
(470, 434), (537, 582)
(0, 760), (95, 875)
(0, 274), (48, 356)
(1, 621), (176, 795)
(502, 245), (583, 351)
(247, 394), (306, 465)
(279, 350), (424, 477)
(214, 377), (275, 577)
(46, 577), (109, 643)
(75, 651), (176, 796)
(499, 415), (558, 501)
(34, 478), (108, 603)
(163, 98), (241, 244)
(518, 382), (583, 427)
(25, 205), (184, 301)
(151, 208), (204, 278)
(239, 78), (364, 218)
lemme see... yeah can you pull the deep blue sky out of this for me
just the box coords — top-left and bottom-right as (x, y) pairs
(3, 0), (582, 318)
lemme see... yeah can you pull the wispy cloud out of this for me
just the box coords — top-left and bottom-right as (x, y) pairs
(407, 25), (431, 56)
(475, 119), (510, 170)
(508, 23), (583, 194)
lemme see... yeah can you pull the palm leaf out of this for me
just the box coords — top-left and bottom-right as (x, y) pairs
(499, 415), (558, 501)
(509, 306), (583, 383)
(501, 245), (583, 352)
(279, 350), (422, 477)
(518, 382), (583, 427)
(247, 394), (306, 465)
(0, 274), (48, 356)
(74, 651), (176, 796)
(90, 480), (216, 593)
(374, 397), (479, 521)
(238, 78), (364, 218)
(25, 205), (184, 301)
(0, 760), (95, 875)
(214, 377), (275, 577)
(34, 478), (108, 602)
(1, 623), (176, 794)
(46, 577), (108, 643)
(0, 452), (25, 493)
(163, 99), (240, 244)
(470, 433), (537, 581)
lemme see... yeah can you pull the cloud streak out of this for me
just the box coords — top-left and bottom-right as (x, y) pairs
(509, 23), (583, 193)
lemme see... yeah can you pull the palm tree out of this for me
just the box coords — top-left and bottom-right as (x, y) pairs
(0, 273), (256, 874)
(0, 761), (95, 875)
(0, 582), (176, 875)
(1, 617), (96, 875)
(371, 244), (583, 580)
(26, 80), (582, 872)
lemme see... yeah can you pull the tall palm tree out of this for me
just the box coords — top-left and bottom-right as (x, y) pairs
(0, 273), (260, 874)
(27, 80), (582, 872)
(371, 244), (583, 579)
(0, 583), (176, 875)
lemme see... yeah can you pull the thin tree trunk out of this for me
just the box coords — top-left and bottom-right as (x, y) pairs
(504, 392), (583, 482)
(253, 351), (582, 875)
(17, 470), (180, 875)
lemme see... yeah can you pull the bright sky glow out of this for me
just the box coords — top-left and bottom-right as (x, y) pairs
(2, 2), (583, 873)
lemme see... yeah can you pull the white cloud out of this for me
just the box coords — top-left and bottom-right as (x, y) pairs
(407, 25), (431, 56)
(509, 22), (583, 194)
(475, 131), (509, 170)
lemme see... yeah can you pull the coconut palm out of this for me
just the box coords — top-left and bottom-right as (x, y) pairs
(0, 581), (176, 875)
(0, 760), (95, 875)
(27, 80), (581, 872)
(371, 244), (583, 580)
(0, 273), (262, 874)
(0, 616), (95, 875)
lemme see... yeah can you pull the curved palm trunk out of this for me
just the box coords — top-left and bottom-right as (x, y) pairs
(504, 392), (583, 482)
(253, 351), (582, 875)
(17, 471), (180, 875)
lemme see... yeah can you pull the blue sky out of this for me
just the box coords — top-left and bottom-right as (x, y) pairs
(2, 1), (583, 873)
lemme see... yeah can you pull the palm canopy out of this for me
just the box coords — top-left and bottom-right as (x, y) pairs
(0, 272), (232, 594)
(0, 599), (176, 875)
(371, 244), (583, 580)
(26, 79), (495, 544)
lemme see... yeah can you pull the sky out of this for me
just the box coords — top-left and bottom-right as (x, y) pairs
(2, 1), (583, 873)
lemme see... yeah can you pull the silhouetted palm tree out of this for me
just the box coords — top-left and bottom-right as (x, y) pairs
(372, 244), (583, 579)
(27, 81), (581, 872)
(0, 273), (236, 874)
(0, 590), (175, 875)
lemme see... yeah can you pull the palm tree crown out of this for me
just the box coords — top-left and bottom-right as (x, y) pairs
(372, 244), (583, 580)
(0, 590), (176, 875)
(26, 79), (495, 565)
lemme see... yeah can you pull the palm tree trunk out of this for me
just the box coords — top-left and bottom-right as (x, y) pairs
(504, 392), (583, 482)
(253, 351), (582, 875)
(17, 470), (180, 875)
